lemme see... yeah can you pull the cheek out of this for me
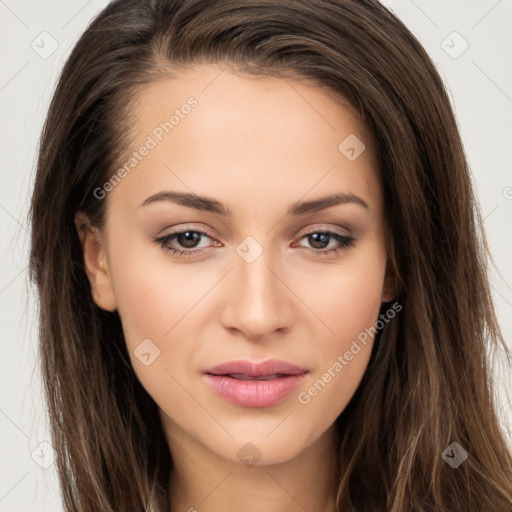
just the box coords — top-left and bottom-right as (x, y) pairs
(108, 234), (204, 341)
(307, 242), (387, 347)
(297, 244), (387, 408)
(107, 240), (202, 410)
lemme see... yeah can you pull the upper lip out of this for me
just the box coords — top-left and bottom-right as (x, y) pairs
(204, 358), (308, 377)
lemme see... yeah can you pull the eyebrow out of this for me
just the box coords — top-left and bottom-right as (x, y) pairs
(140, 190), (369, 216)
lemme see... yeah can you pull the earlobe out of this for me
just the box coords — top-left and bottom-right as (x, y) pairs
(74, 212), (117, 312)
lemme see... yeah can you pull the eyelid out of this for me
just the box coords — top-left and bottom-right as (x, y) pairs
(154, 222), (356, 259)
(298, 224), (351, 237)
(158, 223), (218, 240)
(158, 223), (351, 243)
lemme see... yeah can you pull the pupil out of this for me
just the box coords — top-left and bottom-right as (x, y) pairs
(309, 233), (329, 249)
(178, 231), (200, 248)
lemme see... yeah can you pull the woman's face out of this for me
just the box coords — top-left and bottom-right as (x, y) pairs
(80, 64), (394, 466)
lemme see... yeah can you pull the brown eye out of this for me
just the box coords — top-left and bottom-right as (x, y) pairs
(173, 231), (203, 249)
(295, 231), (355, 256)
(154, 229), (216, 257)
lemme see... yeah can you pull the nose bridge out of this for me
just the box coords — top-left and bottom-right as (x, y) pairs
(221, 235), (291, 338)
(235, 236), (281, 310)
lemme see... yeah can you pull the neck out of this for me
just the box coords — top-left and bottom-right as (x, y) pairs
(163, 422), (339, 512)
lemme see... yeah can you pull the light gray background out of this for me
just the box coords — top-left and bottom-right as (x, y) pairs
(1, 0), (511, 510)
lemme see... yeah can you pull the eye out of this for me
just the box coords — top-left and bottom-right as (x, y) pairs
(153, 228), (218, 257)
(293, 230), (355, 256)
(153, 227), (355, 258)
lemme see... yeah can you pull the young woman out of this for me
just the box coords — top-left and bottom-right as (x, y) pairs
(29, 0), (512, 510)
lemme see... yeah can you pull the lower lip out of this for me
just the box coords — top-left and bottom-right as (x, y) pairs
(203, 373), (308, 408)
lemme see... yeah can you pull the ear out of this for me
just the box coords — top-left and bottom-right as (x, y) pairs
(75, 212), (117, 312)
(382, 259), (397, 303)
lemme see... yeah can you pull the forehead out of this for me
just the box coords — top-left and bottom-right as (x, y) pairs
(108, 64), (383, 219)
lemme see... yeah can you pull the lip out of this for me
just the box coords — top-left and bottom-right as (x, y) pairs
(205, 358), (308, 377)
(203, 359), (309, 408)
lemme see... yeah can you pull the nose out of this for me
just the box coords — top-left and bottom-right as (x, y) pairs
(219, 245), (294, 342)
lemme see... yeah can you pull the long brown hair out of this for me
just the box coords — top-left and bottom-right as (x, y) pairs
(29, 0), (512, 510)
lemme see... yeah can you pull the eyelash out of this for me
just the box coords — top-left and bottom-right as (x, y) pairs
(153, 227), (355, 258)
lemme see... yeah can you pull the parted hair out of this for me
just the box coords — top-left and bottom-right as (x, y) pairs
(29, 0), (512, 510)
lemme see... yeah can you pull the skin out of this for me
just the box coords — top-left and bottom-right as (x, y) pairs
(76, 64), (395, 512)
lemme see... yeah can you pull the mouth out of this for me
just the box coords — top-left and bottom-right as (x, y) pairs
(203, 359), (309, 408)
(213, 373), (298, 381)
(204, 358), (308, 377)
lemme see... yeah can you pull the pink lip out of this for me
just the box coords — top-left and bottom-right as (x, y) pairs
(203, 359), (309, 408)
